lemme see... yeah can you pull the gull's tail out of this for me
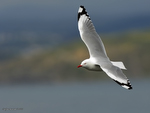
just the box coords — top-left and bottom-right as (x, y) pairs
(111, 61), (127, 70)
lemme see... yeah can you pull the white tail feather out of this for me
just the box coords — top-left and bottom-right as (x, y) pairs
(111, 61), (127, 70)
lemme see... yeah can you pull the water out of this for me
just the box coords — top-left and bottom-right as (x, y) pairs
(0, 79), (150, 113)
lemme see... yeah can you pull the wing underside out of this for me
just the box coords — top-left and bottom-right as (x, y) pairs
(78, 6), (108, 60)
(101, 65), (132, 89)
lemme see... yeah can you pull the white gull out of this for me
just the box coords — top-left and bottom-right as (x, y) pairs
(77, 6), (132, 90)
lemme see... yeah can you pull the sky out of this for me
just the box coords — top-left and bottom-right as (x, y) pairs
(0, 0), (150, 37)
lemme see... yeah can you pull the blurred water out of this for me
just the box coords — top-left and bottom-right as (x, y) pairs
(0, 79), (150, 113)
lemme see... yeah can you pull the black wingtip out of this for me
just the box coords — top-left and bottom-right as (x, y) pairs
(80, 5), (84, 8)
(113, 79), (133, 90)
(78, 5), (90, 21)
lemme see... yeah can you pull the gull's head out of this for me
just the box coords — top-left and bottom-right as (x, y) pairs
(77, 59), (102, 71)
(77, 59), (90, 68)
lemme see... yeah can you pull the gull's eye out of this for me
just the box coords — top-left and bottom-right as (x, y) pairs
(84, 63), (86, 65)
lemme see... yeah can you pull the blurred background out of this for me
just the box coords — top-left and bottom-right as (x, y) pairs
(0, 0), (150, 113)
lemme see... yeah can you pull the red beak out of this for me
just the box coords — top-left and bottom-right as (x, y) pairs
(77, 65), (82, 68)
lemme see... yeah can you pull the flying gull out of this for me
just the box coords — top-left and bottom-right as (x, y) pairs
(77, 5), (132, 90)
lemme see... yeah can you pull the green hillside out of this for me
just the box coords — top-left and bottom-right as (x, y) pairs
(0, 30), (150, 84)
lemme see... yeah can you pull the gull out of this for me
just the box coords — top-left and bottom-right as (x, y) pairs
(77, 6), (132, 90)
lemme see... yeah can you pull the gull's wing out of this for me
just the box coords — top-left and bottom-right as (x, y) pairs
(78, 6), (109, 60)
(101, 64), (132, 89)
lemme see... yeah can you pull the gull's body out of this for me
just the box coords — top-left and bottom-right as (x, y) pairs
(77, 6), (132, 90)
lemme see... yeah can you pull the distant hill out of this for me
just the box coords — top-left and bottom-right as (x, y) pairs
(0, 30), (150, 84)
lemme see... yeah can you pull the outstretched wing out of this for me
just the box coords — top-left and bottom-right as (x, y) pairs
(101, 65), (132, 89)
(78, 6), (109, 61)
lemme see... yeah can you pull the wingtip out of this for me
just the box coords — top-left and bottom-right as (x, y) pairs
(80, 5), (84, 8)
(126, 79), (133, 90)
(78, 5), (90, 21)
(113, 79), (133, 90)
(122, 84), (133, 90)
